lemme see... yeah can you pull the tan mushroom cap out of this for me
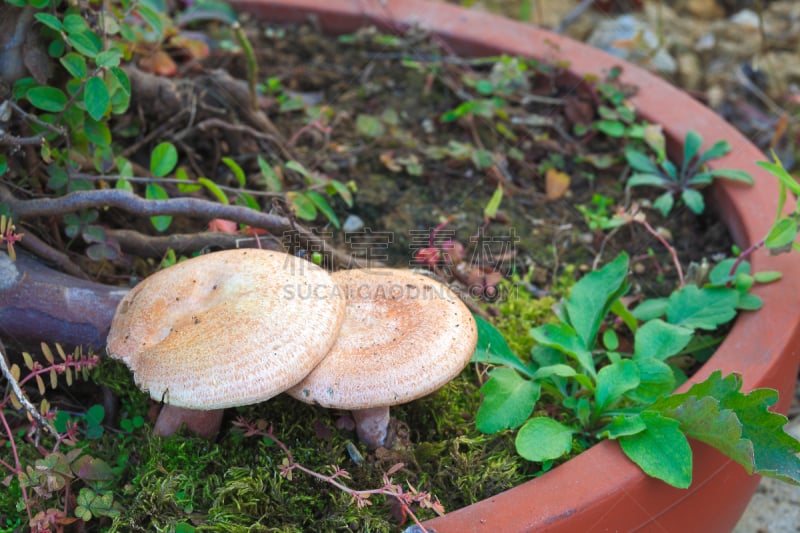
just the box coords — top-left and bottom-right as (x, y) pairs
(288, 268), (477, 409)
(107, 249), (345, 410)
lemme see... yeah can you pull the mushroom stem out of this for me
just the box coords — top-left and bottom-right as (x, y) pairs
(352, 406), (391, 449)
(153, 405), (224, 439)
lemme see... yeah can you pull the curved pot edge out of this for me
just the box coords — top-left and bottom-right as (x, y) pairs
(227, 2), (800, 531)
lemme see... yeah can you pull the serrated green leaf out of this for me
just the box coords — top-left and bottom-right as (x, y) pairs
(197, 177), (229, 205)
(150, 142), (178, 177)
(595, 359), (639, 413)
(665, 285), (739, 330)
(476, 368), (540, 433)
(653, 371), (800, 484)
(619, 411), (692, 488)
(471, 315), (534, 377)
(634, 319), (693, 361)
(27, 86), (67, 112)
(681, 188), (705, 214)
(84, 75), (110, 121)
(515, 417), (574, 462)
(305, 190), (340, 229)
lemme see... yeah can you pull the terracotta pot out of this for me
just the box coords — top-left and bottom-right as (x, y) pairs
(227, 1), (800, 531)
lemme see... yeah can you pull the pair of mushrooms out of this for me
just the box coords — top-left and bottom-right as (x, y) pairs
(106, 249), (477, 449)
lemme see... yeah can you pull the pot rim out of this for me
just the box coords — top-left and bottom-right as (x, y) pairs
(227, 1), (800, 531)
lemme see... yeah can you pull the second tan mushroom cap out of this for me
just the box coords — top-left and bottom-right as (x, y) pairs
(288, 267), (477, 415)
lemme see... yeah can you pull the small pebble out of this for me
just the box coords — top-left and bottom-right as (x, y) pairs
(342, 214), (365, 232)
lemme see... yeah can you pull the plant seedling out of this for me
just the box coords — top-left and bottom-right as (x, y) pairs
(625, 130), (754, 216)
(473, 252), (800, 488)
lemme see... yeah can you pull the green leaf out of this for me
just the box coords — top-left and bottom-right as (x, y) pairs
(530, 322), (594, 377)
(305, 191), (340, 229)
(595, 120), (626, 137)
(681, 188), (705, 214)
(35, 13), (63, 31)
(484, 184), (503, 220)
(84, 117), (111, 147)
(84, 75), (110, 121)
(471, 316), (534, 377)
(757, 159), (800, 197)
(753, 271), (782, 284)
(633, 319), (693, 361)
(696, 139), (731, 165)
(708, 258), (750, 286)
(619, 411), (693, 488)
(681, 130), (703, 173)
(665, 285), (739, 330)
(626, 358), (676, 404)
(625, 146), (662, 175)
(564, 251), (629, 350)
(145, 184), (172, 232)
(476, 368), (540, 433)
(95, 49), (123, 68)
(709, 168), (754, 184)
(221, 157), (246, 187)
(136, 4), (164, 36)
(626, 173), (668, 188)
(27, 86), (68, 112)
(63, 14), (89, 33)
(327, 180), (354, 207)
(595, 359), (639, 413)
(765, 217), (797, 251)
(598, 414), (646, 439)
(257, 155), (282, 192)
(631, 297), (668, 321)
(60, 52), (87, 78)
(531, 364), (577, 380)
(515, 417), (574, 462)
(67, 31), (102, 58)
(290, 192), (317, 220)
(150, 142), (178, 177)
(653, 192), (675, 216)
(686, 171), (713, 186)
(652, 371), (800, 484)
(197, 177), (229, 205)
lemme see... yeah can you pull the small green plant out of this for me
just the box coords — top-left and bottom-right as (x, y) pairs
(624, 130), (754, 216)
(473, 252), (800, 488)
